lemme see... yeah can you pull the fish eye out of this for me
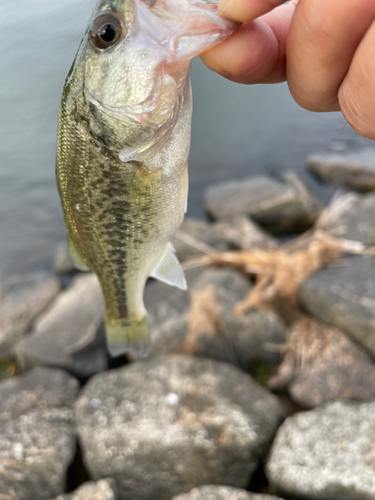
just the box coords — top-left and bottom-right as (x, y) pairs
(90, 13), (123, 50)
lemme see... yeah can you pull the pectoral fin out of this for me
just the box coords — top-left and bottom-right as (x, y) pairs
(68, 234), (90, 271)
(151, 243), (187, 290)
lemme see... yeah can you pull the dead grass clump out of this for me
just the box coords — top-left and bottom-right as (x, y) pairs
(179, 229), (374, 386)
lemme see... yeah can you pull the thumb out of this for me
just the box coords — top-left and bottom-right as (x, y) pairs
(219, 0), (290, 22)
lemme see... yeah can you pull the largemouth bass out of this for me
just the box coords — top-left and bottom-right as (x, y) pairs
(56, 0), (236, 357)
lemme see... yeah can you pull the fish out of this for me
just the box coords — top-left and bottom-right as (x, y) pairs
(56, 0), (237, 357)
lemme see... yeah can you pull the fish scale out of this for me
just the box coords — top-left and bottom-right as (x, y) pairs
(56, 0), (237, 356)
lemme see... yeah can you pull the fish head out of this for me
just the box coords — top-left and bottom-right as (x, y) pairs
(70, 0), (237, 160)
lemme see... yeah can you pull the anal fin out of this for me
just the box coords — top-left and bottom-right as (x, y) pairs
(68, 234), (90, 271)
(151, 242), (187, 290)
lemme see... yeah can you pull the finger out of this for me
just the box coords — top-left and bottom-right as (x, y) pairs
(218, 0), (286, 23)
(201, 2), (296, 84)
(339, 19), (375, 140)
(287, 0), (375, 112)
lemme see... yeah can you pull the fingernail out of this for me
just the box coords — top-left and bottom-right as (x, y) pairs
(200, 54), (225, 75)
(218, 0), (234, 17)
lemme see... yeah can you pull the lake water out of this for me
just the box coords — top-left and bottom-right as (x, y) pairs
(0, 0), (372, 278)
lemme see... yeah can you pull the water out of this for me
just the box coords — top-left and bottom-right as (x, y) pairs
(0, 0), (372, 278)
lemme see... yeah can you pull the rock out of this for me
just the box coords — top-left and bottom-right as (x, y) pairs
(299, 255), (375, 358)
(50, 479), (118, 500)
(142, 269), (285, 369)
(0, 367), (79, 421)
(307, 148), (375, 192)
(204, 172), (322, 234)
(15, 274), (108, 379)
(179, 269), (285, 368)
(316, 191), (375, 246)
(75, 356), (283, 500)
(172, 486), (283, 500)
(54, 243), (77, 275)
(0, 408), (75, 500)
(170, 218), (230, 262)
(267, 400), (375, 499)
(289, 329), (375, 408)
(0, 273), (60, 357)
(213, 216), (278, 250)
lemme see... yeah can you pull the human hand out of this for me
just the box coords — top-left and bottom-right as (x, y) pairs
(201, 0), (375, 140)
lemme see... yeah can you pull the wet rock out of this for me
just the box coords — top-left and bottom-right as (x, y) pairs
(75, 356), (283, 500)
(172, 486), (283, 500)
(289, 329), (375, 408)
(316, 191), (375, 246)
(15, 274), (107, 379)
(54, 243), (77, 275)
(299, 255), (375, 358)
(170, 218), (230, 262)
(0, 408), (75, 500)
(213, 216), (278, 250)
(143, 269), (285, 369)
(267, 400), (375, 499)
(307, 148), (375, 192)
(50, 479), (118, 500)
(0, 273), (60, 357)
(0, 367), (79, 421)
(205, 172), (322, 234)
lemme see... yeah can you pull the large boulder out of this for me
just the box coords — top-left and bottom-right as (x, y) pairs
(172, 486), (283, 500)
(0, 273), (60, 357)
(299, 255), (375, 358)
(316, 191), (375, 246)
(0, 408), (75, 500)
(75, 356), (283, 500)
(50, 479), (118, 500)
(143, 269), (285, 369)
(307, 148), (375, 192)
(204, 172), (322, 234)
(213, 216), (278, 251)
(15, 274), (108, 378)
(170, 218), (230, 261)
(267, 401), (375, 499)
(0, 367), (79, 421)
(288, 329), (375, 408)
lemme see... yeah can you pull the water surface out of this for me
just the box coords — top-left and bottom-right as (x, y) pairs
(0, 0), (372, 277)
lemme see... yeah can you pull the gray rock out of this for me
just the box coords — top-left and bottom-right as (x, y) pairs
(180, 269), (285, 368)
(267, 401), (375, 499)
(307, 148), (375, 192)
(170, 218), (230, 262)
(142, 269), (285, 369)
(172, 485), (283, 500)
(289, 330), (375, 408)
(15, 274), (107, 378)
(0, 273), (60, 357)
(75, 356), (283, 500)
(213, 216), (278, 250)
(299, 255), (375, 358)
(205, 173), (322, 234)
(53, 243), (77, 275)
(0, 367), (79, 421)
(0, 408), (75, 500)
(316, 191), (375, 245)
(50, 479), (118, 500)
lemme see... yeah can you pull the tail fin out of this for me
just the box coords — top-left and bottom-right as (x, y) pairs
(104, 314), (151, 358)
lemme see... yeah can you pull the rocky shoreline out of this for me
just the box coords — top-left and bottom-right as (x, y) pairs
(1, 149), (375, 499)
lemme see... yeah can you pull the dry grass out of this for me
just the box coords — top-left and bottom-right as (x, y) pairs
(179, 229), (375, 388)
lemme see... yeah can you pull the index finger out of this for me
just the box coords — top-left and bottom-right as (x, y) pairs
(218, 0), (286, 22)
